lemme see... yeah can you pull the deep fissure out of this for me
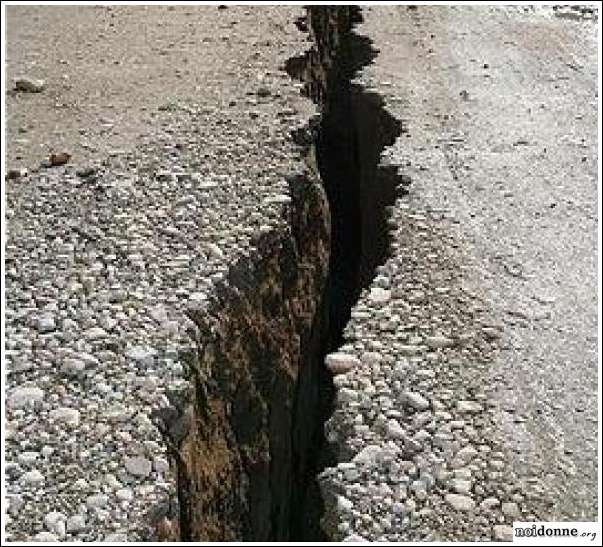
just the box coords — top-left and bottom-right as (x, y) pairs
(287, 7), (404, 540)
(160, 7), (406, 542)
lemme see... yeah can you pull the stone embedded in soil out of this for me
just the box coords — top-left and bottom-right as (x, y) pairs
(124, 456), (152, 477)
(7, 387), (44, 409)
(325, 352), (361, 375)
(445, 493), (476, 511)
(492, 524), (513, 541)
(402, 391), (430, 410)
(15, 77), (46, 93)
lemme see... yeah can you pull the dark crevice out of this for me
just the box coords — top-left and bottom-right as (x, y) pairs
(153, 7), (407, 542)
(286, 6), (406, 541)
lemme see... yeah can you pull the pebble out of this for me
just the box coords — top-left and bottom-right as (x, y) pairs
(444, 493), (476, 511)
(325, 352), (360, 375)
(451, 478), (472, 494)
(501, 501), (520, 518)
(125, 346), (156, 367)
(37, 314), (56, 333)
(33, 532), (58, 542)
(153, 457), (170, 474)
(457, 400), (483, 413)
(15, 77), (46, 93)
(353, 445), (382, 465)
(369, 287), (391, 304)
(49, 407), (80, 427)
(116, 488), (134, 502)
(336, 495), (354, 512)
(66, 514), (86, 533)
(453, 446), (478, 466)
(6, 168), (28, 180)
(425, 335), (455, 349)
(125, 456), (152, 477)
(44, 511), (66, 536)
(86, 494), (109, 509)
(17, 451), (39, 466)
(85, 327), (108, 339)
(402, 391), (430, 410)
(22, 469), (45, 485)
(61, 358), (86, 377)
(480, 497), (500, 510)
(492, 524), (513, 541)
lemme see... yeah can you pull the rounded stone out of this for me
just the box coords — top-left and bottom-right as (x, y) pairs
(325, 352), (360, 375)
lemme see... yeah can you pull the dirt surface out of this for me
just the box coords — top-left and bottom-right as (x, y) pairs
(360, 3), (598, 523)
(4, 5), (320, 542)
(5, 4), (299, 171)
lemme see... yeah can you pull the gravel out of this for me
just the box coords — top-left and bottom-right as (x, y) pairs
(4, 5), (315, 542)
(319, 3), (596, 542)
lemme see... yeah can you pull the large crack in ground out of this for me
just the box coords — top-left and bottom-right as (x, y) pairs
(155, 7), (407, 542)
(286, 6), (405, 540)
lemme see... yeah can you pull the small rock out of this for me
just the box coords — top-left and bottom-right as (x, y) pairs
(22, 469), (45, 485)
(61, 358), (86, 377)
(386, 419), (405, 439)
(15, 77), (46, 93)
(425, 335), (455, 349)
(76, 166), (97, 178)
(7, 387), (44, 409)
(257, 86), (271, 97)
(344, 534), (367, 542)
(86, 494), (109, 509)
(480, 497), (500, 510)
(37, 314), (56, 333)
(336, 495), (354, 512)
(206, 243), (224, 259)
(482, 327), (502, 340)
(402, 391), (430, 411)
(445, 493), (475, 511)
(17, 451), (39, 466)
(451, 478), (472, 494)
(353, 444), (382, 465)
(369, 287), (391, 304)
(125, 346), (156, 368)
(454, 446), (478, 466)
(66, 514), (86, 533)
(104, 534), (128, 541)
(44, 511), (66, 536)
(125, 456), (152, 477)
(49, 407), (80, 427)
(493, 524), (513, 541)
(457, 400), (483, 413)
(33, 532), (58, 542)
(49, 152), (71, 167)
(116, 488), (133, 502)
(501, 501), (520, 518)
(6, 168), (28, 181)
(398, 345), (422, 356)
(325, 352), (360, 375)
(153, 457), (170, 474)
(85, 327), (108, 340)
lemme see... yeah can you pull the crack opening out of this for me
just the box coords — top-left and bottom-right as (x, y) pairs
(286, 6), (406, 541)
(155, 7), (408, 542)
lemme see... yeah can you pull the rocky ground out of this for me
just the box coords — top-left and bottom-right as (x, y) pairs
(4, 5), (315, 541)
(320, 3), (598, 542)
(3, 3), (599, 544)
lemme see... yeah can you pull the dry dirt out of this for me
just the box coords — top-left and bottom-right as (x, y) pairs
(5, 4), (297, 172)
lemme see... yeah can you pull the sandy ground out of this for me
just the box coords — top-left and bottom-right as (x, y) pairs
(5, 4), (296, 172)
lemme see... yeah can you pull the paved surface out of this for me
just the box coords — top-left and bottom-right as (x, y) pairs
(321, 4), (598, 541)
(4, 5), (314, 541)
